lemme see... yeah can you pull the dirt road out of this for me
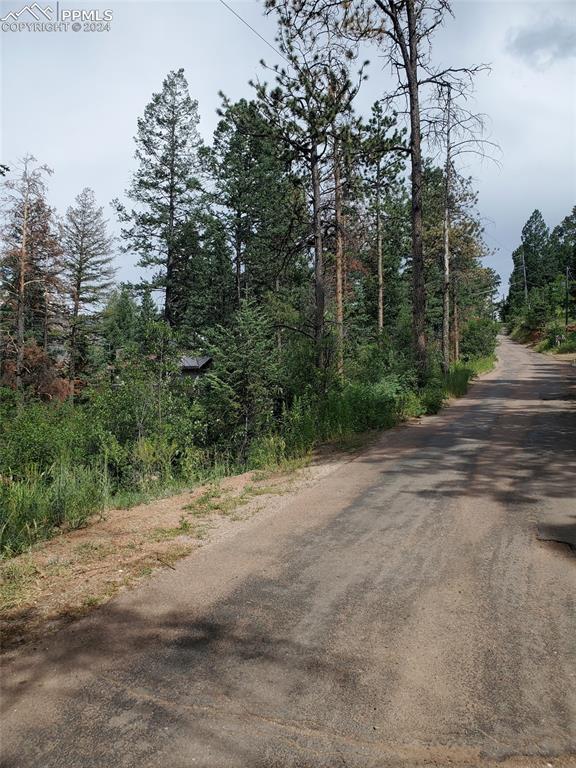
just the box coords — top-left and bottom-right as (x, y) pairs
(1, 337), (575, 768)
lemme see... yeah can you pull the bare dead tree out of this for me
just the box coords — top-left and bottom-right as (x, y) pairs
(1, 156), (55, 390)
(441, 84), (453, 372)
(426, 78), (499, 370)
(333, 131), (345, 377)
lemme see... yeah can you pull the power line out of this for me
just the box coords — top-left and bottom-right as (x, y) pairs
(216, 0), (289, 64)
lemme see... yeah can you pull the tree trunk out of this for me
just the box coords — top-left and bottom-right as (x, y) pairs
(68, 289), (80, 400)
(334, 138), (344, 379)
(451, 271), (460, 363)
(406, 0), (427, 379)
(235, 213), (242, 307)
(165, 244), (175, 325)
(376, 161), (384, 334)
(442, 85), (452, 375)
(311, 145), (325, 369)
(16, 196), (29, 390)
(442, 202), (451, 374)
(521, 248), (529, 306)
(275, 276), (283, 352)
(165, 122), (177, 325)
(43, 288), (49, 355)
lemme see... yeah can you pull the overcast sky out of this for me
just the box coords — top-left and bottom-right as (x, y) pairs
(1, 0), (575, 295)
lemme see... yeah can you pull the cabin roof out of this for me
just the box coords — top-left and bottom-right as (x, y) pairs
(180, 355), (212, 370)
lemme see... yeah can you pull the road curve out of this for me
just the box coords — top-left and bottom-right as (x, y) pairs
(1, 337), (575, 768)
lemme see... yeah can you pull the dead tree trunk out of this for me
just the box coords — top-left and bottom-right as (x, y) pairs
(389, 0), (427, 378)
(376, 160), (384, 334)
(334, 137), (345, 378)
(442, 84), (452, 375)
(311, 144), (325, 369)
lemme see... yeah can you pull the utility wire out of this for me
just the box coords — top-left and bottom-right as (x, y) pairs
(216, 0), (289, 63)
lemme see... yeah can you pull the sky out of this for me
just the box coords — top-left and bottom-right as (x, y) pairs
(1, 0), (575, 297)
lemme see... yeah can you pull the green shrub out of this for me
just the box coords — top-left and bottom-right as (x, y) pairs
(557, 333), (576, 353)
(441, 356), (495, 400)
(0, 402), (98, 477)
(398, 389), (426, 418)
(536, 322), (576, 353)
(420, 380), (446, 414)
(179, 445), (208, 482)
(50, 462), (109, 529)
(131, 436), (178, 488)
(461, 317), (499, 360)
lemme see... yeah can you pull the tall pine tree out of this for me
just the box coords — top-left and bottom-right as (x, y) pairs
(61, 187), (116, 393)
(115, 69), (202, 327)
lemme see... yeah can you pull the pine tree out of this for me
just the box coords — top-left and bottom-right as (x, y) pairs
(199, 300), (280, 456)
(114, 69), (202, 327)
(361, 101), (406, 334)
(178, 211), (236, 338)
(550, 208), (576, 275)
(521, 210), (550, 290)
(101, 286), (140, 365)
(61, 187), (116, 394)
(136, 288), (158, 353)
(210, 97), (307, 304)
(254, 10), (364, 369)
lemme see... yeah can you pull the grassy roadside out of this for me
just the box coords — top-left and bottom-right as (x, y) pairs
(510, 320), (576, 355)
(0, 355), (494, 651)
(1, 354), (497, 562)
(0, 363), (488, 561)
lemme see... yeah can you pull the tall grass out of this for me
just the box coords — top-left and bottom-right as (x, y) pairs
(0, 461), (110, 558)
(443, 356), (496, 398)
(278, 374), (428, 460)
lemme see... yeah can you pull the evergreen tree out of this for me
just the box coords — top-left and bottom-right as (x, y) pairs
(550, 207), (576, 275)
(114, 69), (202, 327)
(61, 187), (116, 393)
(198, 301), (280, 456)
(101, 286), (140, 365)
(254, 10), (364, 369)
(136, 289), (158, 353)
(361, 101), (406, 334)
(506, 246), (527, 316)
(521, 209), (550, 289)
(170, 210), (236, 342)
(505, 206), (576, 331)
(210, 97), (307, 304)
